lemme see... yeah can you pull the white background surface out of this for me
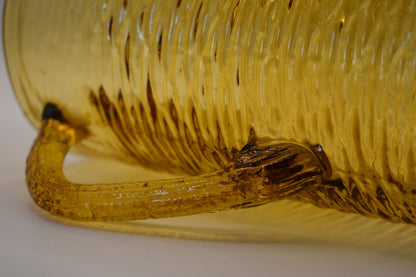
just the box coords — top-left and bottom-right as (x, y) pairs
(1, 1), (416, 276)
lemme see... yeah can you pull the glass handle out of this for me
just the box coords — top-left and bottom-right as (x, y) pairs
(26, 104), (328, 221)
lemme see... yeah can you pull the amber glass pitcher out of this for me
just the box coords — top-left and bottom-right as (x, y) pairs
(4, 0), (416, 242)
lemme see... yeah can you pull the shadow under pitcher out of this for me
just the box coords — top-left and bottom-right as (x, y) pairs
(4, 0), (416, 224)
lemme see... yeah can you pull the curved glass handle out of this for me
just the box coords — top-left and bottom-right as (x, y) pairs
(26, 104), (328, 221)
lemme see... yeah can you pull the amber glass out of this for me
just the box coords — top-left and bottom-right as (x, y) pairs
(4, 0), (416, 237)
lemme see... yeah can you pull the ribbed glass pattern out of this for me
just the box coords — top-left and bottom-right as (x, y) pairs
(4, 0), (416, 223)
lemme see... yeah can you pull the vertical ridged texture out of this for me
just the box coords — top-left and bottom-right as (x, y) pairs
(4, 0), (416, 223)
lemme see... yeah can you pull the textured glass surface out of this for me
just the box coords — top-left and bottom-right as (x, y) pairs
(4, 0), (416, 225)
